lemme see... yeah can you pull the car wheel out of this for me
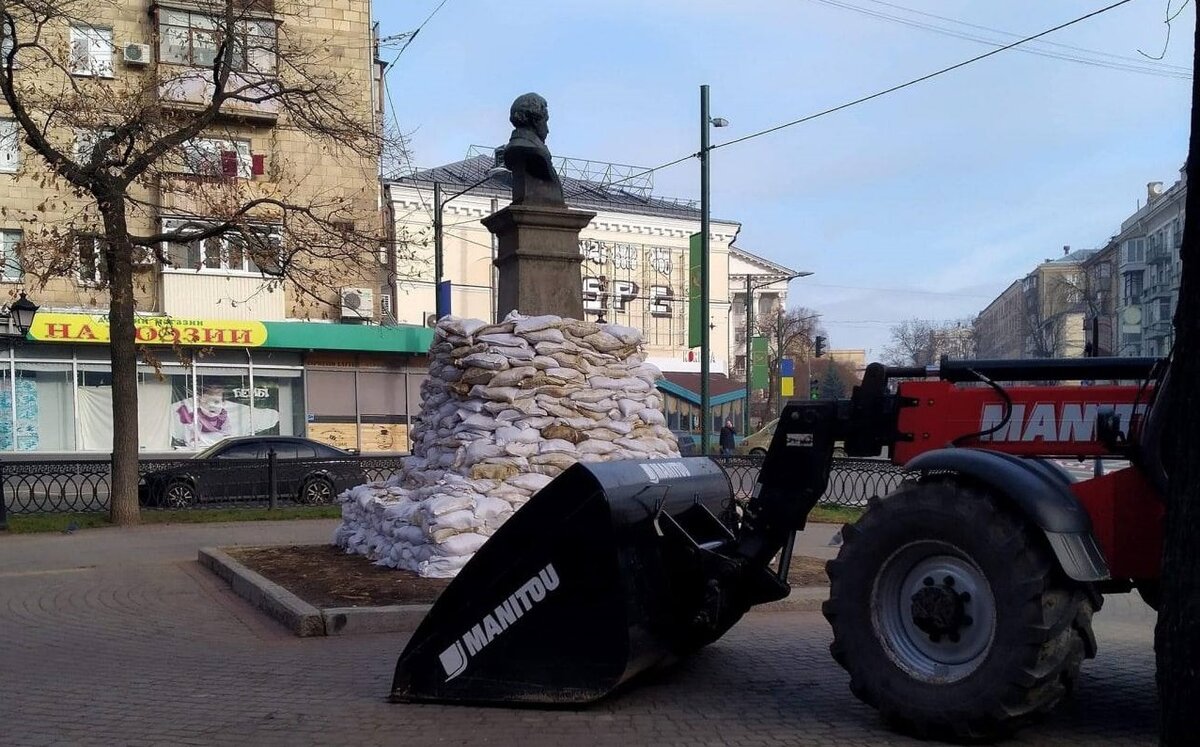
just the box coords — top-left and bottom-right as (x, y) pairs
(297, 475), (335, 505)
(749, 448), (767, 457)
(163, 480), (197, 509)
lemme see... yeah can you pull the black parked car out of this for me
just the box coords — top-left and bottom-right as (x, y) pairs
(139, 436), (365, 508)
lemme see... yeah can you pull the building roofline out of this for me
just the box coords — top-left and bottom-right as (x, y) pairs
(729, 245), (801, 277)
(385, 154), (741, 224)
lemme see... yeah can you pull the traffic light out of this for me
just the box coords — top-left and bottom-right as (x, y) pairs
(809, 377), (820, 400)
(814, 335), (826, 358)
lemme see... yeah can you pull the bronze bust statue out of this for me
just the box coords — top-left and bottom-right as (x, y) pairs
(503, 93), (565, 206)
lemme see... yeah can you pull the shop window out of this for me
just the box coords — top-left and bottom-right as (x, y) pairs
(254, 368), (304, 439)
(357, 370), (408, 453)
(305, 369), (358, 452)
(172, 368), (273, 449)
(13, 364), (74, 451)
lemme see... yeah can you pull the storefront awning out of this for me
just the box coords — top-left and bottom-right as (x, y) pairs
(656, 372), (746, 406)
(27, 312), (434, 354)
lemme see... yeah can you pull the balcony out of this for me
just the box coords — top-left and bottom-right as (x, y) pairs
(158, 70), (281, 122)
(157, 174), (280, 219)
(162, 270), (286, 321)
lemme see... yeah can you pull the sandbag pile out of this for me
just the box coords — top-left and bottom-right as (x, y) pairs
(334, 312), (679, 577)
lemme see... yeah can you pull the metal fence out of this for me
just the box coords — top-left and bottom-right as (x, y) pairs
(709, 454), (907, 508)
(1, 455), (406, 515)
(1, 453), (905, 517)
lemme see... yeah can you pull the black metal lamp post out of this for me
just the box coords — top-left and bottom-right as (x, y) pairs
(0, 292), (40, 530)
(433, 167), (510, 320)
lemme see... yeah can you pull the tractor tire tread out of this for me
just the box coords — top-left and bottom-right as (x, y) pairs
(822, 480), (1096, 742)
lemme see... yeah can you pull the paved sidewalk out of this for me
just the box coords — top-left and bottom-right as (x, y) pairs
(0, 520), (1158, 746)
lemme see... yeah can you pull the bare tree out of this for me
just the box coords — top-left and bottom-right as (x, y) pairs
(0, 0), (390, 524)
(883, 318), (976, 366)
(1025, 272), (1089, 358)
(1156, 14), (1200, 743)
(755, 306), (821, 420)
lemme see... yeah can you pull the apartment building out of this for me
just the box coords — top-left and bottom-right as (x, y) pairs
(975, 248), (1093, 360)
(1111, 175), (1186, 357)
(0, 1), (431, 455)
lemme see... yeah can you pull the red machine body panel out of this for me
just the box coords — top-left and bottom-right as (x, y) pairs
(891, 380), (1162, 580)
(892, 381), (1149, 463)
(1071, 467), (1163, 580)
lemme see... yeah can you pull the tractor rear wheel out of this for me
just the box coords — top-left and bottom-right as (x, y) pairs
(822, 481), (1097, 741)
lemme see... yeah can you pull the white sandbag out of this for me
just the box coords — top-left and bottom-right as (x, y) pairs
(507, 472), (554, 493)
(638, 408), (667, 426)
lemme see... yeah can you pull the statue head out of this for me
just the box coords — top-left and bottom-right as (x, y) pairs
(510, 92), (550, 142)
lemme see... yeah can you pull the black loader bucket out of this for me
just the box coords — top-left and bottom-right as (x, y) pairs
(390, 457), (775, 706)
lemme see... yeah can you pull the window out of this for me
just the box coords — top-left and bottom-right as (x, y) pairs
(159, 10), (277, 74)
(162, 218), (277, 274)
(1125, 238), (1145, 264)
(1123, 271), (1144, 305)
(1099, 261), (1111, 279)
(77, 235), (107, 284)
(69, 25), (113, 77)
(1160, 299), (1172, 324)
(215, 442), (262, 459)
(0, 118), (18, 173)
(0, 229), (21, 281)
(177, 138), (251, 178)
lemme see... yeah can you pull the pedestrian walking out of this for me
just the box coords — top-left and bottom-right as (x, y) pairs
(719, 419), (737, 456)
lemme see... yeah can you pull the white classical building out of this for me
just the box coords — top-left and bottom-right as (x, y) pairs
(384, 149), (800, 377)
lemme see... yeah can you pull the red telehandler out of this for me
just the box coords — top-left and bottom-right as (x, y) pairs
(390, 355), (1167, 741)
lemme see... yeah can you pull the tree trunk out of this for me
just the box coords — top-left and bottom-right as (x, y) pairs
(102, 205), (141, 527)
(1155, 14), (1200, 744)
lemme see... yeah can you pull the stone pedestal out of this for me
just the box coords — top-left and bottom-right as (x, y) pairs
(483, 204), (596, 320)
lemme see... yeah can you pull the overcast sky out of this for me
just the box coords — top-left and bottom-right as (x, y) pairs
(374, 0), (1194, 358)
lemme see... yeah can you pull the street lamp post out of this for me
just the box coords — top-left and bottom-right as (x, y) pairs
(699, 85), (727, 454)
(743, 272), (809, 434)
(433, 167), (509, 320)
(0, 291), (39, 531)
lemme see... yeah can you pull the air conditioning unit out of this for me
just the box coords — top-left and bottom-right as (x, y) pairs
(424, 313), (438, 328)
(340, 287), (374, 320)
(123, 43), (151, 66)
(379, 292), (393, 317)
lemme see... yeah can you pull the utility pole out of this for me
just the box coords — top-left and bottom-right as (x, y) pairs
(700, 84), (712, 454)
(744, 274), (752, 435)
(433, 181), (444, 320)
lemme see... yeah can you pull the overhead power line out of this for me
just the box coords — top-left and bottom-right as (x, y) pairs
(714, 0), (1140, 152)
(810, 0), (1191, 79)
(384, 0), (453, 73)
(604, 0), (1141, 190)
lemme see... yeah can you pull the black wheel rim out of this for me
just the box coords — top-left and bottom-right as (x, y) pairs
(165, 483), (193, 508)
(304, 479), (332, 504)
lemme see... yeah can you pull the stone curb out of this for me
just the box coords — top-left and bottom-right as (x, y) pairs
(200, 545), (829, 636)
(322, 604), (432, 636)
(198, 547), (327, 637)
